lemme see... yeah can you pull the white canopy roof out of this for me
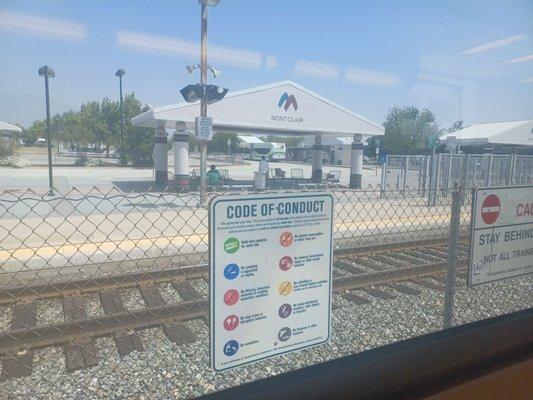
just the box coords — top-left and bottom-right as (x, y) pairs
(440, 120), (533, 147)
(0, 121), (22, 133)
(301, 136), (355, 147)
(237, 135), (264, 144)
(132, 81), (384, 139)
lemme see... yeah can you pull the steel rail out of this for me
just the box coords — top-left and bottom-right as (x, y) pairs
(0, 258), (467, 357)
(0, 238), (466, 305)
(0, 264), (209, 306)
(0, 300), (208, 356)
(333, 258), (467, 291)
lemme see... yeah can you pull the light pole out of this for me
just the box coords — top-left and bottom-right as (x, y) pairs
(115, 69), (125, 144)
(38, 65), (55, 195)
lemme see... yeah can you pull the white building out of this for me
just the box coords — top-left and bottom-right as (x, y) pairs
(440, 120), (533, 150)
(299, 136), (360, 166)
(0, 121), (22, 142)
(133, 80), (384, 187)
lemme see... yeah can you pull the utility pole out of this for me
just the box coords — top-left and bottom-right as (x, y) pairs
(199, 1), (209, 205)
(180, 1), (226, 203)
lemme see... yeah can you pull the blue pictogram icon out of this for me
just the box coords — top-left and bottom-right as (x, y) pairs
(223, 263), (240, 280)
(223, 340), (239, 356)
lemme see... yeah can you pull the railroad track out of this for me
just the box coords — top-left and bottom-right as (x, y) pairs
(0, 237), (469, 381)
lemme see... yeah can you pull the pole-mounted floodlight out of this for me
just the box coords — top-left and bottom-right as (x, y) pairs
(38, 65), (55, 195)
(38, 65), (55, 78)
(180, 84), (228, 104)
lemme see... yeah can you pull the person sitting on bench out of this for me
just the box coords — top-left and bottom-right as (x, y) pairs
(206, 164), (222, 185)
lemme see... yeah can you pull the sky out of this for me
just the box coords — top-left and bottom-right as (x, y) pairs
(0, 0), (532, 128)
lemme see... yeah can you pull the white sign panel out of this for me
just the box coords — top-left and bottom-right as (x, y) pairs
(195, 116), (213, 141)
(209, 192), (334, 371)
(469, 186), (533, 286)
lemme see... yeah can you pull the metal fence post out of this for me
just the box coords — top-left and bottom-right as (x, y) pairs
(402, 156), (409, 195)
(427, 152), (434, 207)
(443, 183), (462, 329)
(486, 154), (493, 186)
(460, 154), (469, 204)
(444, 154), (453, 197)
(421, 156), (428, 198)
(508, 154), (516, 185)
(380, 160), (387, 199)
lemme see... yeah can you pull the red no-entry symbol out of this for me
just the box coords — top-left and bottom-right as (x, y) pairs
(481, 194), (500, 225)
(223, 289), (240, 306)
(223, 314), (240, 331)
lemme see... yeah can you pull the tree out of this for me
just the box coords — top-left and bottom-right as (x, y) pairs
(0, 140), (15, 160)
(23, 120), (46, 146)
(100, 98), (120, 155)
(447, 120), (464, 133)
(382, 106), (440, 155)
(207, 132), (237, 153)
(118, 93), (153, 167)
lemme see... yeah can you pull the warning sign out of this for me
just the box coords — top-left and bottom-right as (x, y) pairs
(209, 192), (333, 371)
(469, 186), (533, 286)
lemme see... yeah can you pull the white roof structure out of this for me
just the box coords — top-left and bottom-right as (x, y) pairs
(0, 121), (22, 133)
(237, 135), (264, 145)
(440, 120), (533, 147)
(133, 81), (384, 140)
(300, 136), (355, 147)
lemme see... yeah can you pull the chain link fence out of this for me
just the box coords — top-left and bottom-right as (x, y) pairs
(0, 185), (529, 399)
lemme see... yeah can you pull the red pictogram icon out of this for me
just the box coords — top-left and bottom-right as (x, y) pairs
(279, 256), (293, 271)
(279, 231), (294, 247)
(223, 289), (240, 306)
(223, 314), (240, 331)
(481, 194), (500, 225)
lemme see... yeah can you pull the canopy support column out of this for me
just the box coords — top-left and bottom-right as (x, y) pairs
(311, 135), (323, 183)
(350, 134), (363, 189)
(154, 125), (168, 185)
(173, 125), (189, 187)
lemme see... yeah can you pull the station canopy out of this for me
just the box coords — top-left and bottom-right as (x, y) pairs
(300, 136), (360, 147)
(0, 121), (22, 133)
(236, 135), (264, 144)
(132, 81), (384, 140)
(440, 120), (533, 147)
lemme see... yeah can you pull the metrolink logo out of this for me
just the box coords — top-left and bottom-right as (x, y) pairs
(278, 92), (298, 111)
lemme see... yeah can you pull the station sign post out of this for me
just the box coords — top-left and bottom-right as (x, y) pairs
(469, 186), (533, 286)
(209, 192), (334, 371)
(195, 116), (213, 141)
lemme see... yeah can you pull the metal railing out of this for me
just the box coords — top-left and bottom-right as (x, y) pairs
(382, 154), (533, 202)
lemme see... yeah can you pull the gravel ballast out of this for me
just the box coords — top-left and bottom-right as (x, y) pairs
(0, 274), (530, 399)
